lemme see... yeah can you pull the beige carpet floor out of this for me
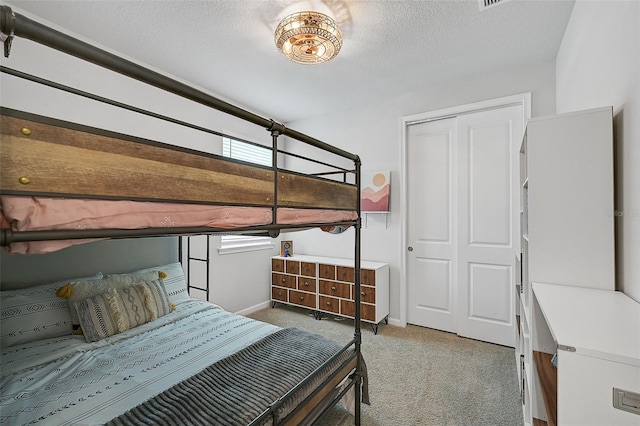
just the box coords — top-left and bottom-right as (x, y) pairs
(248, 304), (524, 426)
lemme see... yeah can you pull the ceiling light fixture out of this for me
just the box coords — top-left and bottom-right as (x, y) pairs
(274, 10), (343, 65)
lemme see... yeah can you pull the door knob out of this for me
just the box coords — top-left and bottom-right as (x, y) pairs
(408, 246), (414, 252)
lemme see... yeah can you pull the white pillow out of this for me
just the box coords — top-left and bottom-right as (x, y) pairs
(0, 273), (102, 348)
(128, 262), (190, 305)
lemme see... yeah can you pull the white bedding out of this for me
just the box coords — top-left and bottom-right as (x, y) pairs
(0, 300), (279, 425)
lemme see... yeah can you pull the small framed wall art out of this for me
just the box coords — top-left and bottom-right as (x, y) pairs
(281, 240), (293, 257)
(361, 170), (390, 212)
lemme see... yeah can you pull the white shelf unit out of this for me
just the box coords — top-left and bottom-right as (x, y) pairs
(516, 106), (616, 425)
(533, 283), (640, 425)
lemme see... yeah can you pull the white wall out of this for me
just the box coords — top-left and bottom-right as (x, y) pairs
(181, 235), (279, 314)
(556, 0), (640, 302)
(0, 25), (280, 310)
(0, 238), (178, 289)
(286, 61), (557, 322)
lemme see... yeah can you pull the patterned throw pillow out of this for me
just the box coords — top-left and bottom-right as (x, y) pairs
(57, 270), (161, 330)
(141, 279), (173, 319)
(74, 280), (172, 343)
(0, 273), (102, 347)
(73, 292), (121, 342)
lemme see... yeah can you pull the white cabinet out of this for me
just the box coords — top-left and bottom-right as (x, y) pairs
(271, 255), (390, 333)
(516, 106), (616, 425)
(534, 283), (640, 426)
(524, 106), (615, 290)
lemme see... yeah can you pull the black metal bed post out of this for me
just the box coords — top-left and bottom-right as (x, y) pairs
(186, 237), (190, 294)
(269, 120), (285, 230)
(354, 156), (362, 425)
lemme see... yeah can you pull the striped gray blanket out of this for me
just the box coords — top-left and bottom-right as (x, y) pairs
(107, 327), (360, 425)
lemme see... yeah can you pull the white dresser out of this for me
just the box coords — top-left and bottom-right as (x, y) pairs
(271, 255), (389, 333)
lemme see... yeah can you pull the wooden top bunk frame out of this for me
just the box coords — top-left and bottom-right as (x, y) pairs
(0, 5), (364, 425)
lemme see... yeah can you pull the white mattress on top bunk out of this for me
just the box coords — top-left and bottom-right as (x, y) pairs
(0, 300), (280, 425)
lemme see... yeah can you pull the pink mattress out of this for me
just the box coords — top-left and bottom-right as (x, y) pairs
(0, 196), (357, 254)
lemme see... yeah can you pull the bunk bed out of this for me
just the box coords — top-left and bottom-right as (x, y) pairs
(0, 5), (365, 426)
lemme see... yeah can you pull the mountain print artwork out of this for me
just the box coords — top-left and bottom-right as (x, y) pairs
(361, 171), (390, 212)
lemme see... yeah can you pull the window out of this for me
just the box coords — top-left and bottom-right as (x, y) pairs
(218, 137), (275, 254)
(222, 137), (272, 167)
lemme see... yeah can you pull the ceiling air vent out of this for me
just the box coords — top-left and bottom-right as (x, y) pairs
(479, 0), (511, 11)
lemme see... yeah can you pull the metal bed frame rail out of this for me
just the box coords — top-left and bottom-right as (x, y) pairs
(1, 5), (364, 425)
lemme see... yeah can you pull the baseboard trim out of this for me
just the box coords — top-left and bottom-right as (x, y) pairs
(235, 301), (271, 316)
(387, 317), (405, 327)
(238, 302), (405, 329)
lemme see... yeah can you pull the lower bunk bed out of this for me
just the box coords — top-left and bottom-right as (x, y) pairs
(0, 262), (368, 426)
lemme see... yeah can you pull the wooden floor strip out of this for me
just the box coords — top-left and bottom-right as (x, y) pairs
(533, 351), (557, 426)
(533, 417), (548, 426)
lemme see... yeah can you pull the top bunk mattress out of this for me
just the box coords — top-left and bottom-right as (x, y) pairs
(0, 195), (357, 254)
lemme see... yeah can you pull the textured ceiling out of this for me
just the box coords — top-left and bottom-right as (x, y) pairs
(3, 0), (575, 123)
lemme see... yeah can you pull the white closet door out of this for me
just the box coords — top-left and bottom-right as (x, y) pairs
(456, 105), (522, 347)
(407, 117), (458, 333)
(406, 104), (522, 347)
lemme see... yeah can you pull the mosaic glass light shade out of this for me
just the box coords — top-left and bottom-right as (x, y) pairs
(274, 11), (343, 64)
